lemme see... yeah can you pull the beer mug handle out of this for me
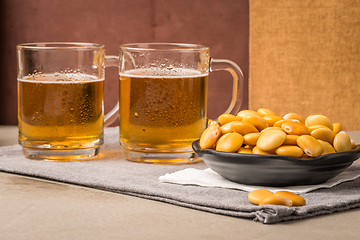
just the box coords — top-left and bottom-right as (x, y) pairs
(104, 55), (120, 127)
(209, 58), (244, 116)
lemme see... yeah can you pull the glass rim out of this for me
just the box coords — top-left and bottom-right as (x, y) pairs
(17, 42), (105, 50)
(119, 43), (209, 51)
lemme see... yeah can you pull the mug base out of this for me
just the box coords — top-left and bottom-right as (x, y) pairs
(123, 150), (201, 165)
(22, 147), (100, 161)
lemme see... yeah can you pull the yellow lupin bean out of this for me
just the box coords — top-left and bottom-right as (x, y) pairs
(333, 132), (352, 152)
(244, 145), (255, 150)
(218, 114), (241, 126)
(216, 132), (244, 153)
(310, 127), (335, 144)
(282, 135), (299, 145)
(260, 127), (283, 133)
(257, 108), (278, 117)
(273, 119), (285, 128)
(252, 146), (276, 155)
(281, 121), (310, 135)
(274, 191), (306, 206)
(242, 115), (268, 131)
(220, 121), (236, 135)
(231, 121), (259, 135)
(199, 123), (221, 149)
(307, 124), (331, 133)
(208, 120), (218, 126)
(333, 123), (342, 134)
(248, 189), (274, 205)
(243, 133), (261, 146)
(263, 115), (284, 127)
(237, 110), (262, 119)
(283, 113), (306, 124)
(300, 153), (311, 159)
(276, 146), (304, 158)
(273, 118), (301, 128)
(257, 129), (287, 151)
(259, 195), (293, 207)
(237, 147), (253, 154)
(296, 135), (324, 157)
(318, 140), (336, 155)
(305, 114), (333, 131)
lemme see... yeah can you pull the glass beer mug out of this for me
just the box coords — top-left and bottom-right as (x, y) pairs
(17, 42), (118, 160)
(119, 43), (243, 164)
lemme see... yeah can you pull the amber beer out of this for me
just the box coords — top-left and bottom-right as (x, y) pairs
(18, 73), (104, 158)
(119, 68), (208, 154)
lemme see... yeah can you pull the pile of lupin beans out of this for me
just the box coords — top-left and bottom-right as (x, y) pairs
(248, 189), (306, 206)
(199, 108), (356, 158)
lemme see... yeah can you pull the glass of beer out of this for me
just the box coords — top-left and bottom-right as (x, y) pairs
(119, 43), (244, 164)
(17, 43), (119, 160)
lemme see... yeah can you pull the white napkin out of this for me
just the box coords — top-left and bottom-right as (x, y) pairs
(159, 168), (360, 194)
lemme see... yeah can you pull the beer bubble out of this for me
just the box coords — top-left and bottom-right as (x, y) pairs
(134, 112), (139, 117)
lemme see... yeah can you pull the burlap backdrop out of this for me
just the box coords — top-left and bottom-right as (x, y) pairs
(249, 0), (360, 130)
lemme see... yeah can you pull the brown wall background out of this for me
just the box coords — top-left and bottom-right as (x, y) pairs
(249, 0), (360, 131)
(0, 0), (249, 125)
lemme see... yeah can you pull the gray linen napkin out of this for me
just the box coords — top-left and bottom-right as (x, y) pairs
(1, 127), (360, 224)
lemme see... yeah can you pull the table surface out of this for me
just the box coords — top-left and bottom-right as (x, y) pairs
(1, 125), (360, 240)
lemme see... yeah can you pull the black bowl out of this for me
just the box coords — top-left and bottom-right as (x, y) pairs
(192, 140), (360, 187)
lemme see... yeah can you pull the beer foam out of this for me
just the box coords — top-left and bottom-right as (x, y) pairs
(18, 73), (103, 83)
(120, 68), (208, 78)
